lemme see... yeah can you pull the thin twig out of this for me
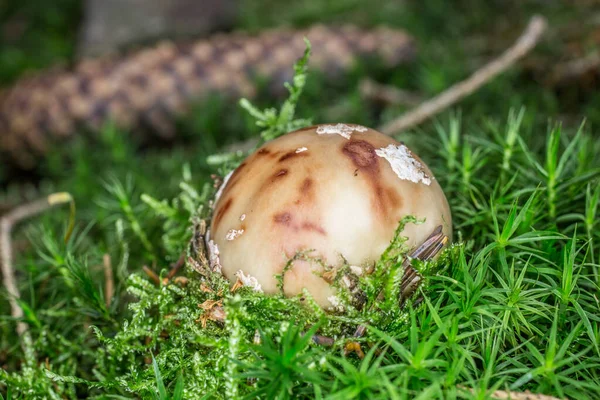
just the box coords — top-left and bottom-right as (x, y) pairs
(380, 15), (547, 135)
(359, 78), (423, 107)
(0, 192), (74, 335)
(103, 254), (113, 308)
(164, 253), (186, 283)
(142, 265), (161, 285)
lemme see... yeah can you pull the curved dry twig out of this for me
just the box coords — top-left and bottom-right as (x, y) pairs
(379, 15), (548, 135)
(1, 192), (74, 335)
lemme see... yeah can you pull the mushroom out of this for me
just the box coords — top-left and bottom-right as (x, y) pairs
(210, 123), (451, 307)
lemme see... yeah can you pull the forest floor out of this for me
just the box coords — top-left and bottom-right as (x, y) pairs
(1, 0), (599, 398)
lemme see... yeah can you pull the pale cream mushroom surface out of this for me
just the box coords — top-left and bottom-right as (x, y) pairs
(210, 123), (452, 307)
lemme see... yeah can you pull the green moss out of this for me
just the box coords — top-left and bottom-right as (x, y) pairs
(2, 1), (600, 399)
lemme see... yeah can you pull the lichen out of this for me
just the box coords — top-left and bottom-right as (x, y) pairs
(316, 123), (368, 139)
(375, 144), (432, 185)
(235, 270), (263, 292)
(225, 229), (244, 241)
(207, 239), (222, 273)
(326, 295), (344, 312)
(349, 265), (364, 276)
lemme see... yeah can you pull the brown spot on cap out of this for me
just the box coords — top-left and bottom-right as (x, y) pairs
(293, 177), (315, 206)
(342, 140), (378, 169)
(219, 162), (247, 200)
(341, 140), (397, 220)
(234, 162), (247, 173)
(255, 168), (290, 197)
(257, 148), (271, 155)
(385, 187), (402, 209)
(273, 212), (292, 225)
(301, 222), (326, 235)
(374, 186), (388, 213)
(274, 169), (288, 178)
(213, 198), (233, 229)
(300, 178), (313, 194)
(279, 149), (309, 162)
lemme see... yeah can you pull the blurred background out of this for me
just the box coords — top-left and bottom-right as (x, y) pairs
(0, 0), (599, 206)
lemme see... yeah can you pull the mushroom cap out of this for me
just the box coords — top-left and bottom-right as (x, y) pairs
(210, 124), (452, 307)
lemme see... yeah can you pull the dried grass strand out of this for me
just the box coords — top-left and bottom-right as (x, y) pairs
(0, 192), (74, 335)
(103, 254), (113, 308)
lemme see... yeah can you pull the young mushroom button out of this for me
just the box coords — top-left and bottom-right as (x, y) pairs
(210, 123), (452, 308)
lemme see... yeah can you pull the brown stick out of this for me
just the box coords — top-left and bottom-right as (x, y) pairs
(0, 193), (74, 335)
(379, 15), (547, 135)
(142, 265), (161, 285)
(165, 253), (186, 282)
(103, 254), (114, 308)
